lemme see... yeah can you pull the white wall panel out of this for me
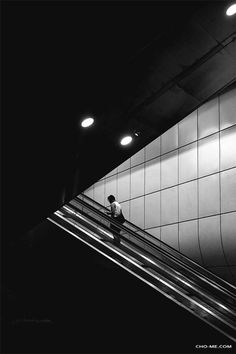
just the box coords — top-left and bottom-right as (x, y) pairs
(179, 180), (198, 222)
(131, 148), (145, 167)
(198, 133), (219, 177)
(161, 186), (178, 225)
(199, 174), (220, 217)
(118, 158), (130, 173)
(221, 212), (236, 265)
(145, 158), (160, 194)
(161, 223), (179, 250)
(221, 168), (236, 213)
(179, 220), (202, 264)
(94, 180), (105, 206)
(161, 150), (178, 189)
(105, 175), (117, 200)
(130, 197), (144, 229)
(220, 86), (236, 130)
(84, 186), (94, 199)
(130, 165), (145, 199)
(145, 137), (161, 161)
(145, 192), (161, 228)
(179, 110), (197, 147)
(179, 142), (197, 183)
(161, 124), (178, 154)
(146, 227), (161, 240)
(199, 215), (226, 266)
(220, 125), (236, 170)
(117, 169), (130, 202)
(120, 200), (130, 222)
(198, 97), (219, 139)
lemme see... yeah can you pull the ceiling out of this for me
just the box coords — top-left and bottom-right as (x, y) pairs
(3, 1), (236, 238)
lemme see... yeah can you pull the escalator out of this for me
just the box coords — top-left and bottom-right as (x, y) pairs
(47, 194), (236, 343)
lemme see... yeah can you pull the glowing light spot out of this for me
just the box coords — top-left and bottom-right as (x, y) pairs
(81, 117), (94, 128)
(120, 136), (133, 146)
(226, 4), (236, 16)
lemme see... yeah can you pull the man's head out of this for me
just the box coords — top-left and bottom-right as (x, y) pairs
(107, 195), (115, 203)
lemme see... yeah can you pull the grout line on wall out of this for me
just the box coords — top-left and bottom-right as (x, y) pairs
(219, 93), (221, 132)
(218, 95), (235, 278)
(104, 177), (107, 207)
(160, 140), (162, 246)
(144, 147), (146, 230)
(133, 210), (236, 230)
(177, 121), (180, 252)
(129, 158), (131, 223)
(197, 107), (205, 267)
(114, 174), (118, 212)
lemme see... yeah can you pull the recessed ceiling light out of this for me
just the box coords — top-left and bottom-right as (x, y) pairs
(226, 4), (236, 16)
(120, 136), (133, 146)
(81, 117), (94, 128)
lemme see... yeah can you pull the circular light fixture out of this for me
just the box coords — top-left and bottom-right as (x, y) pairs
(226, 3), (236, 15)
(81, 117), (94, 128)
(120, 135), (133, 146)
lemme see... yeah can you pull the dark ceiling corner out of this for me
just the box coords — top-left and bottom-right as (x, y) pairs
(2, 1), (236, 237)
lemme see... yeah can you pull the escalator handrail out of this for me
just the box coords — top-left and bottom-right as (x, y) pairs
(63, 202), (236, 306)
(74, 194), (236, 294)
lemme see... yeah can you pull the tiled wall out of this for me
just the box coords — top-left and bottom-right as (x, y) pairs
(83, 87), (236, 285)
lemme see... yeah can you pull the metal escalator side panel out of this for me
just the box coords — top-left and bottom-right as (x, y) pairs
(48, 212), (236, 342)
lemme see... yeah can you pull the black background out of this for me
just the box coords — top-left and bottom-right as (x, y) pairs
(1, 1), (236, 353)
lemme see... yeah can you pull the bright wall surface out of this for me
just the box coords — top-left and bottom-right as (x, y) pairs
(84, 86), (236, 285)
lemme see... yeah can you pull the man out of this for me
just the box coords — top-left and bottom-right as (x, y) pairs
(106, 195), (125, 245)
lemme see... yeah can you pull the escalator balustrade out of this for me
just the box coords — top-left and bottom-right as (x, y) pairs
(48, 193), (236, 342)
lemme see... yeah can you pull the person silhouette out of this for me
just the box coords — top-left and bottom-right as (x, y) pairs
(106, 195), (125, 245)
